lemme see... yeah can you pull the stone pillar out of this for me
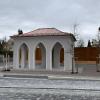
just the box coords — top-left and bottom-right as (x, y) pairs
(29, 47), (35, 70)
(46, 48), (52, 70)
(64, 50), (72, 71)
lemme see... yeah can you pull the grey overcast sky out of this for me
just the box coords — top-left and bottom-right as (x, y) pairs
(0, 0), (100, 43)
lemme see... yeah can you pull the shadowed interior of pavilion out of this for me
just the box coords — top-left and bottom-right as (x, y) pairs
(35, 42), (64, 71)
(19, 43), (29, 69)
(35, 43), (46, 70)
(52, 42), (64, 71)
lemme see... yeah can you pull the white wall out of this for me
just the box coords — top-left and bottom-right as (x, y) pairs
(13, 35), (74, 71)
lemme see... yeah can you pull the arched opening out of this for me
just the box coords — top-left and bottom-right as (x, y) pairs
(52, 42), (64, 70)
(19, 43), (29, 69)
(35, 43), (46, 69)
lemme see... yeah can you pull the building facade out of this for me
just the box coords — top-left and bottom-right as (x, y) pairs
(11, 28), (76, 71)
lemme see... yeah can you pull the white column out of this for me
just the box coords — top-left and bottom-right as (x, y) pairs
(21, 47), (25, 69)
(53, 46), (61, 68)
(41, 48), (46, 68)
(13, 45), (19, 69)
(46, 48), (52, 70)
(29, 47), (35, 70)
(64, 50), (72, 71)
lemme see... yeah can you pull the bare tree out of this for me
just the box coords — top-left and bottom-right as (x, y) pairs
(87, 40), (92, 47)
(77, 39), (84, 47)
(92, 27), (100, 47)
(73, 24), (79, 40)
(73, 23), (82, 47)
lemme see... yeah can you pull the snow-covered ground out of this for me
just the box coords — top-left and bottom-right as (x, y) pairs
(0, 77), (100, 99)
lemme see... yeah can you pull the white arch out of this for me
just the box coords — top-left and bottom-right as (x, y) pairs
(19, 43), (29, 69)
(35, 42), (46, 69)
(52, 41), (65, 50)
(52, 42), (64, 70)
(18, 42), (29, 51)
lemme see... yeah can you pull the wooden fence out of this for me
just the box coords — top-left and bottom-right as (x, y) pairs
(35, 47), (100, 63)
(74, 47), (100, 61)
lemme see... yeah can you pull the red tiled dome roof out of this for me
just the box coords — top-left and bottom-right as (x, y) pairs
(11, 28), (76, 40)
(20, 28), (69, 36)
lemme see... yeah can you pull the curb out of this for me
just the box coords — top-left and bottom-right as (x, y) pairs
(48, 75), (100, 81)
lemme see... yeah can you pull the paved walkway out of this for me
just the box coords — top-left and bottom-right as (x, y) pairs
(0, 64), (100, 80)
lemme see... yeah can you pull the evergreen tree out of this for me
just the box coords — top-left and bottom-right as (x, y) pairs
(87, 40), (91, 47)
